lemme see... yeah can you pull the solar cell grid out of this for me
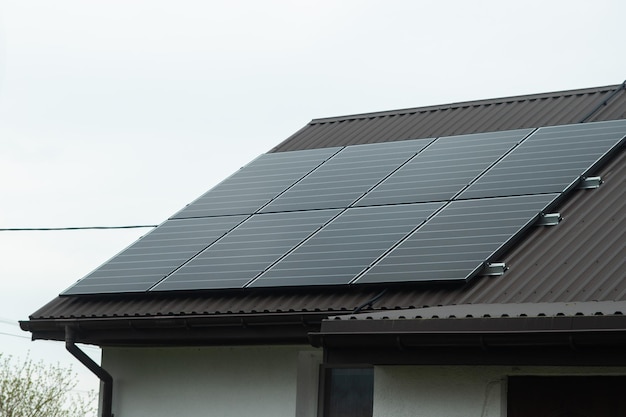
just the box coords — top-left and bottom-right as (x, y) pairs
(355, 129), (532, 206)
(152, 209), (341, 291)
(61, 120), (626, 295)
(249, 202), (443, 288)
(259, 138), (434, 213)
(171, 147), (341, 219)
(354, 193), (560, 284)
(62, 215), (247, 295)
(458, 120), (626, 200)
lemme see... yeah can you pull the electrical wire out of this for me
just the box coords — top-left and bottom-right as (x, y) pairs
(1, 318), (101, 352)
(0, 331), (31, 340)
(0, 331), (101, 353)
(0, 225), (157, 232)
(1, 317), (30, 339)
(0, 317), (19, 326)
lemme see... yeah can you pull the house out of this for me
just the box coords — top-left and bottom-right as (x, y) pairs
(21, 82), (626, 417)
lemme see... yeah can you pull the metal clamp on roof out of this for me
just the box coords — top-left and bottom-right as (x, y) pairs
(579, 176), (603, 189)
(537, 213), (562, 226)
(483, 262), (508, 276)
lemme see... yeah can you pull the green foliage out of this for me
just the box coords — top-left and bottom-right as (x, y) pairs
(0, 354), (96, 417)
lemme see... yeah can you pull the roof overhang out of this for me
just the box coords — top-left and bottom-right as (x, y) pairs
(20, 311), (330, 347)
(311, 302), (626, 366)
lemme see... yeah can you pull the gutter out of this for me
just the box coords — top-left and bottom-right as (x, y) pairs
(310, 315), (626, 366)
(65, 326), (114, 417)
(310, 314), (626, 347)
(21, 311), (328, 346)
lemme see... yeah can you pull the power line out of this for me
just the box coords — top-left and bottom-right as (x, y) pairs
(0, 225), (157, 232)
(0, 318), (20, 326)
(0, 331), (101, 353)
(0, 331), (31, 340)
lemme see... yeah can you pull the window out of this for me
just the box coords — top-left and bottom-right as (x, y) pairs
(320, 367), (374, 417)
(508, 376), (626, 417)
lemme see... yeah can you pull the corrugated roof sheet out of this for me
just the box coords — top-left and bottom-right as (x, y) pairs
(271, 83), (626, 152)
(27, 83), (626, 325)
(330, 301), (626, 321)
(30, 147), (626, 320)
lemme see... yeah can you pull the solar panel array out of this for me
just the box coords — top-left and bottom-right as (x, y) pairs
(355, 129), (532, 206)
(260, 138), (433, 212)
(355, 194), (560, 284)
(63, 215), (247, 295)
(171, 147), (341, 218)
(459, 122), (626, 199)
(62, 119), (626, 295)
(250, 202), (444, 288)
(153, 209), (341, 291)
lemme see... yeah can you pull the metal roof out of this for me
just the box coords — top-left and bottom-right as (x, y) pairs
(22, 82), (626, 344)
(328, 300), (626, 321)
(311, 300), (626, 366)
(271, 83), (626, 152)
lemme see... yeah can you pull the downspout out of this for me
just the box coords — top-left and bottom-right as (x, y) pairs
(65, 326), (114, 417)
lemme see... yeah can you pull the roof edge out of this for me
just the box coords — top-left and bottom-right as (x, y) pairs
(329, 301), (626, 321)
(20, 311), (333, 347)
(308, 83), (624, 125)
(314, 314), (626, 366)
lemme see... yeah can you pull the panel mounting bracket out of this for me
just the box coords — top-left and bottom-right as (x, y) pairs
(483, 262), (508, 276)
(579, 176), (603, 189)
(537, 213), (562, 226)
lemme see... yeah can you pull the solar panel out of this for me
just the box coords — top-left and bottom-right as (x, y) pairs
(171, 147), (340, 219)
(61, 120), (626, 296)
(259, 139), (434, 212)
(62, 215), (247, 295)
(354, 129), (532, 206)
(458, 120), (626, 200)
(249, 202), (443, 288)
(152, 209), (341, 291)
(354, 193), (560, 285)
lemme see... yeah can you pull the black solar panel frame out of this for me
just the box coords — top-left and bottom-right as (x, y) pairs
(170, 147), (342, 219)
(61, 120), (626, 296)
(259, 138), (435, 213)
(61, 215), (248, 295)
(354, 128), (533, 207)
(151, 209), (342, 291)
(457, 120), (626, 200)
(249, 202), (444, 288)
(353, 193), (561, 285)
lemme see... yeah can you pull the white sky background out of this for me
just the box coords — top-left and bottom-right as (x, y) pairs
(1, 0), (625, 398)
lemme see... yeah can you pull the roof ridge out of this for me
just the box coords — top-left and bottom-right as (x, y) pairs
(309, 83), (623, 125)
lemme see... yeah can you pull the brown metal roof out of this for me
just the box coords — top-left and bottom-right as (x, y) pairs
(28, 146), (626, 321)
(328, 300), (626, 321)
(271, 83), (626, 152)
(312, 301), (626, 366)
(22, 82), (626, 344)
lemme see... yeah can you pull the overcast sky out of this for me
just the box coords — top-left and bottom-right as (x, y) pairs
(1, 0), (625, 396)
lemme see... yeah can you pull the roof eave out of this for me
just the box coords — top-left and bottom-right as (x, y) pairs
(312, 315), (626, 366)
(20, 311), (331, 347)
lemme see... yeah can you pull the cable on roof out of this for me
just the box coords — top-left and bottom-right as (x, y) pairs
(578, 79), (626, 123)
(0, 225), (158, 232)
(353, 289), (388, 314)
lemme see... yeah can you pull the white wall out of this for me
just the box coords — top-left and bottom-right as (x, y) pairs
(373, 365), (626, 417)
(102, 345), (320, 417)
(102, 346), (626, 417)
